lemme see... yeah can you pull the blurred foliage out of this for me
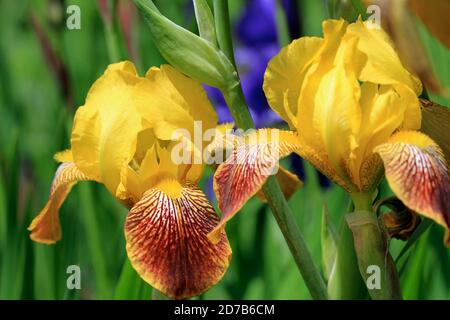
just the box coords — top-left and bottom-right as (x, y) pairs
(0, 0), (449, 300)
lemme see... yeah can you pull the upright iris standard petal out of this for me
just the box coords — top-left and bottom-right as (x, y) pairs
(347, 19), (422, 95)
(313, 63), (360, 185)
(375, 131), (450, 243)
(125, 183), (231, 299)
(263, 36), (323, 128)
(210, 129), (301, 242)
(138, 64), (217, 141)
(71, 61), (145, 196)
(28, 162), (90, 244)
(296, 19), (349, 147)
(349, 83), (408, 191)
(346, 19), (422, 130)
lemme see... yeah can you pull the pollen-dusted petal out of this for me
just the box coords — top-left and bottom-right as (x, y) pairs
(28, 162), (90, 244)
(125, 184), (231, 300)
(295, 137), (352, 192)
(375, 131), (450, 232)
(210, 129), (301, 241)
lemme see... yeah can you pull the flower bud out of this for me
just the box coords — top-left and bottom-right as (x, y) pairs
(134, 0), (237, 89)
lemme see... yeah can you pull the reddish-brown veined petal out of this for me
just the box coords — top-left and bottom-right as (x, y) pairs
(28, 162), (90, 244)
(125, 183), (231, 300)
(210, 129), (301, 242)
(375, 131), (450, 241)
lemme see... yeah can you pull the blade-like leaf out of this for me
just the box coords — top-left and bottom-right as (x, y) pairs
(193, 0), (217, 45)
(321, 203), (338, 281)
(395, 218), (433, 263)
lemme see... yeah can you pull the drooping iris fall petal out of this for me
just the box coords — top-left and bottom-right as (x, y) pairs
(210, 129), (301, 242)
(125, 182), (231, 299)
(375, 131), (450, 242)
(256, 166), (303, 203)
(28, 162), (90, 244)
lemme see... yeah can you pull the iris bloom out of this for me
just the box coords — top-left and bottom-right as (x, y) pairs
(210, 19), (450, 244)
(28, 62), (232, 299)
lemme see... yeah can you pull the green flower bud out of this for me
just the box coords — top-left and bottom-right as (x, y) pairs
(134, 0), (237, 89)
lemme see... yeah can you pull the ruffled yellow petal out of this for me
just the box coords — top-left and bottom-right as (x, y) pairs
(54, 149), (73, 163)
(347, 19), (422, 95)
(296, 19), (349, 145)
(349, 83), (407, 190)
(125, 182), (231, 299)
(118, 140), (202, 205)
(71, 61), (144, 196)
(28, 162), (90, 244)
(375, 131), (450, 241)
(137, 65), (217, 141)
(313, 49), (361, 185)
(263, 36), (323, 128)
(210, 129), (301, 242)
(347, 19), (422, 130)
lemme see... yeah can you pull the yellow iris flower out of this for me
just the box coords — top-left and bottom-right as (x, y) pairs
(210, 19), (450, 244)
(28, 61), (232, 299)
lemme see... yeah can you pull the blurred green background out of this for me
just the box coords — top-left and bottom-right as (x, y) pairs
(0, 0), (449, 300)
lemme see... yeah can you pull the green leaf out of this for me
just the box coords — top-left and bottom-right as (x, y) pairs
(395, 218), (433, 263)
(321, 203), (337, 281)
(327, 210), (367, 300)
(193, 0), (217, 46)
(114, 258), (151, 300)
(78, 184), (112, 298)
(134, 0), (236, 89)
(274, 0), (290, 47)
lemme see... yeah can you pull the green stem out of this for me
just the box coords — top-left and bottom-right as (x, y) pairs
(351, 192), (373, 211)
(328, 201), (368, 299)
(213, 0), (236, 66)
(262, 178), (328, 299)
(348, 193), (402, 300)
(215, 1), (327, 300)
(274, 0), (290, 47)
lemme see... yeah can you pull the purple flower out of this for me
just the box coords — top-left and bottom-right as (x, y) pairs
(236, 0), (278, 47)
